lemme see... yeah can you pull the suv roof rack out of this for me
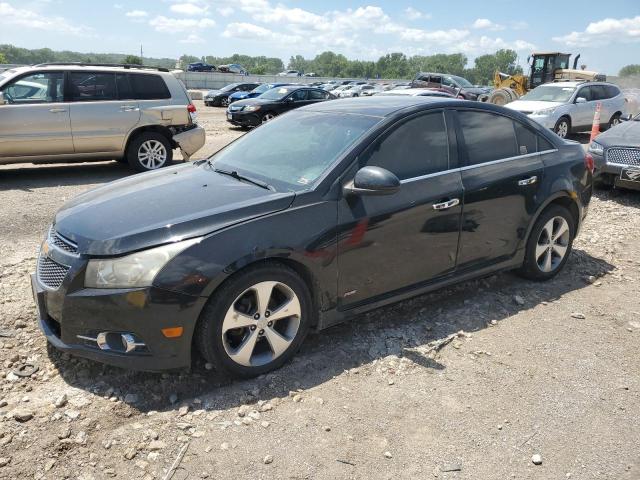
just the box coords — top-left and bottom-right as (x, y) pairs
(32, 62), (170, 72)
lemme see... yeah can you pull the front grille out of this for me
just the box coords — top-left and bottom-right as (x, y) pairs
(37, 256), (70, 289)
(607, 148), (640, 167)
(49, 227), (78, 254)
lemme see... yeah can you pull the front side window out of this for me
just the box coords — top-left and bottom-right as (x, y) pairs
(458, 111), (518, 165)
(1, 72), (64, 104)
(576, 86), (592, 102)
(69, 72), (116, 102)
(289, 90), (308, 101)
(309, 89), (327, 100)
(212, 111), (379, 191)
(130, 74), (171, 100)
(362, 112), (449, 180)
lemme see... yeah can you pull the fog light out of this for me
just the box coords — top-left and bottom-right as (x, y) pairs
(77, 332), (146, 353)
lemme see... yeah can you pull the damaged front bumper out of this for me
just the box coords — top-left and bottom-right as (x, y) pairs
(172, 125), (206, 160)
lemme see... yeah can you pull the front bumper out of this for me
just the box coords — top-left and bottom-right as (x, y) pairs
(226, 111), (260, 127)
(592, 151), (640, 191)
(527, 113), (557, 129)
(32, 249), (207, 371)
(173, 125), (206, 160)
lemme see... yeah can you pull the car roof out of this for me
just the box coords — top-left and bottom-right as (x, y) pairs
(303, 95), (459, 117)
(6, 65), (170, 75)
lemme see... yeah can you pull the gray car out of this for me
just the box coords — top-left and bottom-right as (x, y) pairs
(590, 114), (640, 190)
(0, 63), (205, 172)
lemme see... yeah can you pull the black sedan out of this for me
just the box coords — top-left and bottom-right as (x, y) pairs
(590, 113), (640, 190)
(33, 97), (592, 377)
(226, 85), (336, 127)
(204, 82), (260, 107)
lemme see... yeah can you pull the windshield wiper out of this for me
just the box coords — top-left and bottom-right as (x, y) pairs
(213, 168), (273, 191)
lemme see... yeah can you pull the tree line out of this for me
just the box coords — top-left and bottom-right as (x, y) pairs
(2, 44), (638, 83)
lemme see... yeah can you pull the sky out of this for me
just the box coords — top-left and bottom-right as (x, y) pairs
(0, 0), (639, 74)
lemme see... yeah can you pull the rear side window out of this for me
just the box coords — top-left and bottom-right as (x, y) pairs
(116, 74), (133, 100)
(606, 85), (621, 98)
(69, 72), (116, 102)
(363, 112), (449, 179)
(513, 122), (537, 155)
(129, 74), (171, 100)
(458, 111), (518, 165)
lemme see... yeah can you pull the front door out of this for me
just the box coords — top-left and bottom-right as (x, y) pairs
(337, 110), (463, 308)
(68, 71), (140, 153)
(454, 109), (546, 270)
(572, 85), (597, 130)
(0, 71), (73, 157)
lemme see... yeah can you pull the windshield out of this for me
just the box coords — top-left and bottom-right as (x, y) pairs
(447, 75), (473, 88)
(210, 111), (380, 191)
(521, 85), (576, 102)
(258, 87), (295, 100)
(252, 84), (273, 94)
(221, 83), (239, 92)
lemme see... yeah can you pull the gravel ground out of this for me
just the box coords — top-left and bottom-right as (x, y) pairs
(0, 101), (639, 480)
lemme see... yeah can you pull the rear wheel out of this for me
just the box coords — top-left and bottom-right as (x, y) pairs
(608, 113), (621, 129)
(126, 132), (173, 172)
(518, 205), (575, 281)
(488, 88), (512, 106)
(196, 263), (313, 378)
(554, 117), (571, 139)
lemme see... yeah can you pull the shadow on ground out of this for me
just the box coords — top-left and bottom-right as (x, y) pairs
(47, 247), (614, 415)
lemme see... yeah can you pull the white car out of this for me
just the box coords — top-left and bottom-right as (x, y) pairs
(506, 81), (627, 138)
(278, 70), (300, 77)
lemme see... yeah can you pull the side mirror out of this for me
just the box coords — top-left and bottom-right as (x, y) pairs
(344, 166), (400, 196)
(0, 92), (6, 105)
(575, 97), (587, 104)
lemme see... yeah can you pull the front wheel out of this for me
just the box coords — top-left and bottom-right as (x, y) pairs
(261, 112), (277, 124)
(518, 205), (575, 281)
(195, 263), (313, 378)
(126, 132), (173, 172)
(554, 117), (571, 139)
(221, 97), (230, 107)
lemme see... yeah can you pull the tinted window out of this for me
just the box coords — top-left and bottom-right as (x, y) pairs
(576, 86), (592, 102)
(309, 89), (327, 100)
(2, 72), (64, 104)
(116, 74), (133, 100)
(430, 76), (442, 85)
(538, 136), (554, 151)
(363, 112), (449, 179)
(590, 85), (608, 101)
(513, 122), (538, 155)
(69, 73), (116, 102)
(606, 85), (621, 98)
(289, 89), (308, 101)
(459, 111), (518, 165)
(130, 74), (170, 100)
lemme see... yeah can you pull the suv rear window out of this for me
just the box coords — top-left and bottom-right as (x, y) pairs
(129, 74), (171, 100)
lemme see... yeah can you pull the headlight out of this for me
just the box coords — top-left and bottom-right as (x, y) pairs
(244, 105), (261, 112)
(533, 107), (557, 116)
(85, 238), (201, 288)
(589, 141), (604, 155)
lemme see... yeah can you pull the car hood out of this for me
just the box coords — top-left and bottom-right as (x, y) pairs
(506, 100), (564, 112)
(462, 87), (490, 95)
(596, 120), (640, 147)
(54, 162), (295, 256)
(205, 89), (222, 96)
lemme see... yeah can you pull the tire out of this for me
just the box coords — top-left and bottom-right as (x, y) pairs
(594, 172), (615, 190)
(261, 112), (277, 124)
(608, 113), (621, 130)
(488, 89), (512, 106)
(554, 117), (571, 139)
(195, 262), (313, 378)
(518, 205), (576, 281)
(126, 132), (173, 172)
(204, 101), (212, 107)
(221, 96), (230, 107)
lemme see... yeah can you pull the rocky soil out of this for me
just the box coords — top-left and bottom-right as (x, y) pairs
(0, 103), (639, 479)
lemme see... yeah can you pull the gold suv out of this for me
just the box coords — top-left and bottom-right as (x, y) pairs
(0, 63), (205, 172)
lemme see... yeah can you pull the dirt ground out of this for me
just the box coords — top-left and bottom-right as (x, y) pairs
(0, 101), (639, 480)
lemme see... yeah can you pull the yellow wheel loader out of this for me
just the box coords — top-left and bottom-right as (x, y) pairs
(483, 52), (606, 105)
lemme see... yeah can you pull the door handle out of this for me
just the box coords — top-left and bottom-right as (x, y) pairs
(432, 198), (460, 210)
(49, 108), (67, 113)
(518, 176), (538, 186)
(120, 105), (138, 112)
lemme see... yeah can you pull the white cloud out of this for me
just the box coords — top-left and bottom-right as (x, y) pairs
(180, 33), (205, 44)
(0, 2), (90, 35)
(170, 3), (207, 16)
(217, 6), (234, 17)
(125, 10), (148, 18)
(222, 22), (299, 43)
(472, 18), (505, 31)
(404, 7), (430, 21)
(553, 16), (640, 47)
(149, 16), (215, 33)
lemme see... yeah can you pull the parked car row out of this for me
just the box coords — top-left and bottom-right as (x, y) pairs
(187, 62), (248, 75)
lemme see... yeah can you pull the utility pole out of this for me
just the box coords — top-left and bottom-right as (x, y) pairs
(140, 44), (143, 64)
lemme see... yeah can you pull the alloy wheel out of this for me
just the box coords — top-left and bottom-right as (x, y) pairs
(556, 121), (569, 138)
(221, 281), (301, 367)
(221, 97), (230, 107)
(137, 140), (167, 170)
(535, 216), (570, 273)
(261, 113), (275, 123)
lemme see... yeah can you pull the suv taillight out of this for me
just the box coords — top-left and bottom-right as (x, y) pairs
(187, 104), (196, 113)
(584, 153), (594, 173)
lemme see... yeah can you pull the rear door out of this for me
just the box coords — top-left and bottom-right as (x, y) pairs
(68, 71), (140, 153)
(454, 109), (547, 270)
(0, 71), (73, 157)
